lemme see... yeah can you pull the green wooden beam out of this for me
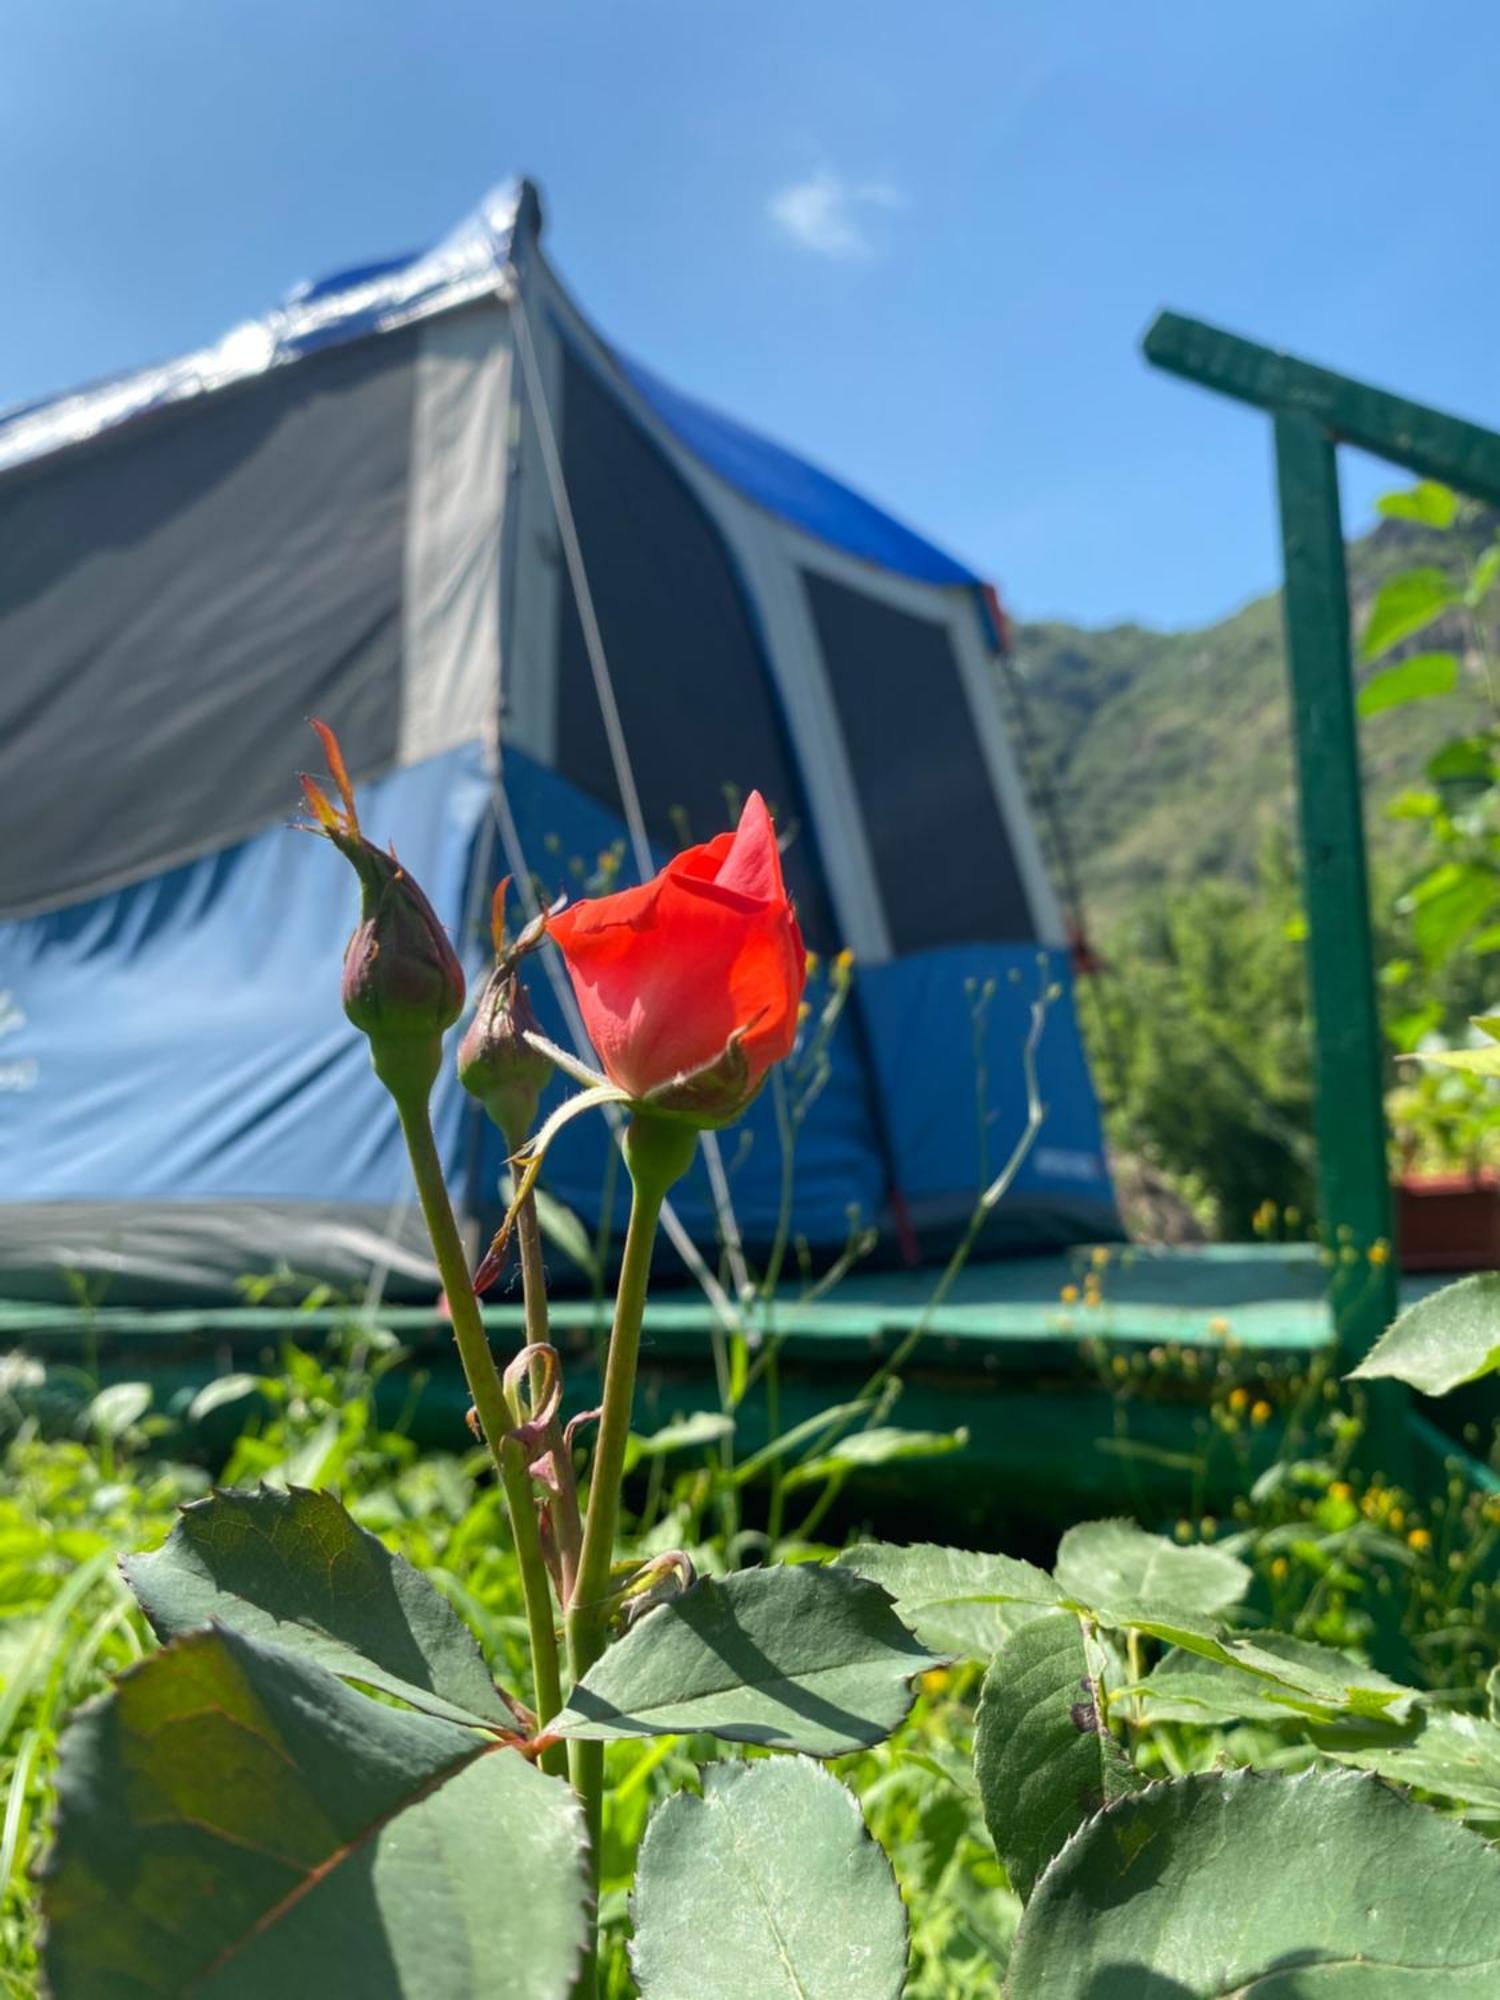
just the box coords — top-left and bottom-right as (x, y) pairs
(1145, 311), (1500, 508)
(1142, 315), (1437, 1471)
(1271, 410), (1400, 1374)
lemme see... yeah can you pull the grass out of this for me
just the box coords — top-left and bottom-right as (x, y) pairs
(1, 1319), (1496, 1995)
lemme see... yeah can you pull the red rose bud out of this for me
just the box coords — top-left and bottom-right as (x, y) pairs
(547, 791), (806, 1128)
(302, 720), (465, 1102)
(457, 880), (555, 1146)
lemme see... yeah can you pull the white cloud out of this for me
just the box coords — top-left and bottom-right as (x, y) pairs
(767, 172), (907, 260)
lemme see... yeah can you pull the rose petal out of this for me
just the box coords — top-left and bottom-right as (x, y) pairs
(711, 791), (783, 903)
(548, 794), (805, 1105)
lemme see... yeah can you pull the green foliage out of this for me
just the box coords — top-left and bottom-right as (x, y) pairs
(1132, 1646), (1341, 1725)
(631, 1758), (908, 1999)
(7, 1359), (1500, 1998)
(785, 1422), (968, 1487)
(1378, 480), (1461, 529)
(1013, 504), (1500, 924)
(1138, 1624), (1415, 1723)
(973, 1610), (1141, 1900)
(1420, 1011), (1500, 1079)
(1358, 496), (1500, 1115)
(1051, 1516), (1250, 1620)
(833, 1543), (1060, 1659)
(844, 1516), (1420, 1718)
(0, 1436), (202, 1991)
(125, 1483), (517, 1726)
(1081, 837), (1318, 1233)
(1004, 1768), (1500, 1997)
(555, 1566), (941, 1755)
(1230, 1436), (1500, 1710)
(1322, 1709), (1500, 1820)
(1360, 565), (1459, 659)
(45, 1624), (588, 2000)
(1078, 487), (1500, 1210)
(1129, 1621), (1417, 1726)
(1358, 647), (1459, 716)
(1351, 1271), (1500, 1393)
(1386, 1058), (1500, 1173)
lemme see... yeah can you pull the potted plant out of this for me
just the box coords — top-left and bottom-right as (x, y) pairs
(1388, 1062), (1500, 1270)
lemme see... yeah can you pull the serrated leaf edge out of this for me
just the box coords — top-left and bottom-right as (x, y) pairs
(121, 1481), (510, 1730)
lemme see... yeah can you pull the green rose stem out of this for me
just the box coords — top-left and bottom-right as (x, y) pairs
(565, 1113), (697, 1997)
(515, 1188), (585, 1599)
(390, 1083), (566, 1776)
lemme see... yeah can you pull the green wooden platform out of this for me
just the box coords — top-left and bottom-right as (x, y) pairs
(10, 1245), (1488, 1538)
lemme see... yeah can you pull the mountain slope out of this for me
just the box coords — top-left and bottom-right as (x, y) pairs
(1009, 511), (1495, 927)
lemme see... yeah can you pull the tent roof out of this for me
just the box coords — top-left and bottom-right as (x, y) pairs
(0, 182), (981, 587)
(619, 353), (978, 585)
(0, 186), (524, 479)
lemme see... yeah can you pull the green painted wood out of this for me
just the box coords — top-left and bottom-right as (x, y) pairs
(1271, 407), (1400, 1378)
(12, 1255), (1493, 1514)
(1140, 314), (1455, 1427)
(1145, 311), (1500, 508)
(0, 1246), (1339, 1360)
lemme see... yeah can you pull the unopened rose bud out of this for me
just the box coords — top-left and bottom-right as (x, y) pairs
(457, 881), (555, 1147)
(302, 721), (465, 1102)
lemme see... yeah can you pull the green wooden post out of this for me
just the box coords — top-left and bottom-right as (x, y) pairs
(1271, 410), (1401, 1377)
(1134, 313), (1500, 1468)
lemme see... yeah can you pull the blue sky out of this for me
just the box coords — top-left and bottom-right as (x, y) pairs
(3, 1), (1497, 629)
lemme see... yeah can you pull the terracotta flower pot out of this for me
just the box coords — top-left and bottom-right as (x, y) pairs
(1394, 1170), (1500, 1272)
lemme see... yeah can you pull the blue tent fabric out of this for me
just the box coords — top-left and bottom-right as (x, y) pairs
(0, 747), (489, 1209)
(0, 720), (900, 1257)
(618, 353), (982, 588)
(857, 948), (1112, 1234)
(0, 728), (1114, 1284)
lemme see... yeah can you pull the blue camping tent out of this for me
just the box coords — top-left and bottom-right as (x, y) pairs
(0, 182), (1117, 1302)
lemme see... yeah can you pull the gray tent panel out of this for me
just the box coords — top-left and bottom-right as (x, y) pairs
(0, 331), (420, 917)
(801, 570), (1036, 950)
(550, 345), (836, 946)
